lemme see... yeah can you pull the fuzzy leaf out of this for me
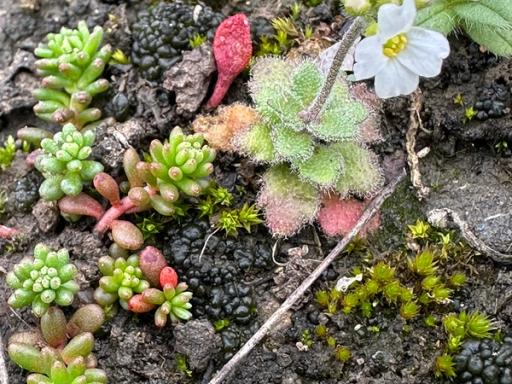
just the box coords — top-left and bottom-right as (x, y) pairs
(290, 61), (323, 106)
(238, 123), (275, 163)
(334, 142), (383, 196)
(453, 0), (512, 31)
(463, 21), (512, 57)
(292, 144), (344, 188)
(272, 126), (314, 162)
(415, 1), (458, 35)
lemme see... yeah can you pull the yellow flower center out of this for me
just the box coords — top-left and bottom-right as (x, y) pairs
(383, 33), (408, 58)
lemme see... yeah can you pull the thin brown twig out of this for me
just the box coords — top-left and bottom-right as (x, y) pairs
(0, 334), (9, 384)
(208, 169), (406, 384)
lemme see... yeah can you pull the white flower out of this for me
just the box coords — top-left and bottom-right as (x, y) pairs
(343, 0), (372, 15)
(353, 0), (450, 99)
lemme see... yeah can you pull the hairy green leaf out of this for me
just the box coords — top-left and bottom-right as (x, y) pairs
(415, 0), (458, 35)
(463, 21), (512, 57)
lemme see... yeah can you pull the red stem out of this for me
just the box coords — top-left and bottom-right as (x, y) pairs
(0, 225), (19, 239)
(206, 73), (236, 110)
(94, 186), (157, 236)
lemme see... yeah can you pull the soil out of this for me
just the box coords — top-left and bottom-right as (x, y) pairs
(1, 1), (511, 384)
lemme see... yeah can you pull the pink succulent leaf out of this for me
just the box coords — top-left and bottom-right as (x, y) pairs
(58, 193), (105, 221)
(317, 195), (381, 238)
(207, 14), (252, 109)
(0, 225), (19, 239)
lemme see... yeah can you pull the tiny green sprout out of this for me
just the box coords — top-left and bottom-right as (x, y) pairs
(360, 301), (373, 318)
(327, 301), (338, 315)
(94, 254), (150, 310)
(272, 17), (298, 40)
(326, 335), (336, 348)
(315, 290), (330, 307)
(418, 292), (431, 306)
(290, 2), (302, 19)
(214, 319), (230, 332)
(256, 36), (282, 56)
(136, 216), (166, 241)
(189, 33), (207, 49)
(434, 354), (456, 378)
(364, 279), (380, 297)
(329, 287), (342, 301)
(342, 293), (359, 314)
(382, 280), (402, 304)
(304, 25), (314, 40)
(408, 220), (430, 239)
(449, 272), (467, 287)
(446, 334), (462, 353)
(35, 123), (104, 201)
(453, 93), (464, 106)
(463, 311), (494, 339)
(334, 346), (351, 362)
(399, 287), (414, 302)
(368, 325), (380, 333)
(6, 244), (79, 317)
(110, 48), (130, 64)
(176, 354), (193, 377)
(351, 265), (363, 276)
(408, 249), (438, 276)
(464, 106), (477, 122)
(495, 140), (509, 155)
(217, 210), (242, 237)
(238, 203), (263, 232)
(370, 261), (395, 283)
(443, 313), (465, 338)
(424, 314), (437, 327)
(432, 285), (452, 303)
(400, 301), (420, 320)
(198, 197), (215, 218)
(209, 186), (234, 207)
(315, 324), (328, 338)
(304, 0), (322, 6)
(421, 275), (441, 291)
(0, 135), (16, 170)
(438, 231), (452, 246)
(300, 329), (314, 348)
(275, 29), (291, 48)
(22, 140), (31, 153)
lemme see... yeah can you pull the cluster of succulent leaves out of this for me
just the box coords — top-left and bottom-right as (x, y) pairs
(33, 20), (111, 129)
(233, 57), (382, 235)
(124, 127), (216, 217)
(434, 310), (495, 378)
(35, 123), (103, 201)
(140, 282), (193, 327)
(6, 244), (80, 317)
(94, 254), (150, 311)
(8, 305), (106, 384)
(315, 222), (467, 322)
(198, 185), (262, 236)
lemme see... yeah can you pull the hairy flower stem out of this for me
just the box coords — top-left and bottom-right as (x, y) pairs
(94, 187), (157, 235)
(0, 225), (18, 239)
(299, 16), (366, 123)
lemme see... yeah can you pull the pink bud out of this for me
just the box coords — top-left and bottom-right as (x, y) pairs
(111, 220), (144, 251)
(128, 294), (156, 313)
(139, 246), (168, 288)
(93, 172), (120, 206)
(159, 267), (178, 288)
(58, 193), (105, 221)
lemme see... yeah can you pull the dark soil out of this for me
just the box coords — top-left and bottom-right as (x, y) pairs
(1, 1), (511, 384)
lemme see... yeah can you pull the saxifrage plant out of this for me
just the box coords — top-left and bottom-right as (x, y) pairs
(6, 244), (80, 317)
(231, 57), (383, 236)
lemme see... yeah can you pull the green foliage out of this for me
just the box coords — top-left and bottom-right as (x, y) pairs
(126, 127), (216, 216)
(33, 20), (112, 128)
(408, 219), (430, 239)
(189, 33), (207, 49)
(135, 215), (168, 241)
(443, 311), (495, 340)
(300, 329), (314, 348)
(334, 346), (352, 362)
(198, 185), (234, 218)
(6, 244), (79, 317)
(94, 254), (150, 310)
(416, 0), (512, 57)
(0, 136), (16, 170)
(35, 123), (103, 201)
(434, 354), (456, 378)
(213, 319), (230, 332)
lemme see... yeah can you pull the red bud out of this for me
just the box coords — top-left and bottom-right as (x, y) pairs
(128, 294), (156, 313)
(93, 172), (120, 206)
(139, 246), (168, 288)
(159, 267), (178, 288)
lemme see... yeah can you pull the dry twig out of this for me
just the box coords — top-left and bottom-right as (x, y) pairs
(0, 335), (8, 384)
(208, 169), (406, 384)
(406, 89), (430, 200)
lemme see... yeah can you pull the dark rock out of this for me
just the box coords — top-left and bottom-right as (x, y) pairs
(174, 319), (221, 371)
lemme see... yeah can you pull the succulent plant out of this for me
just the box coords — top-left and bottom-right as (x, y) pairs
(128, 264), (193, 328)
(35, 123), (104, 201)
(8, 305), (106, 383)
(94, 254), (150, 310)
(227, 57), (383, 236)
(33, 20), (111, 129)
(6, 244), (80, 317)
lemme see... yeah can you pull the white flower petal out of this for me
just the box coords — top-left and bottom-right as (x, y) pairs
(353, 36), (388, 80)
(397, 27), (450, 77)
(377, 0), (416, 42)
(374, 60), (419, 99)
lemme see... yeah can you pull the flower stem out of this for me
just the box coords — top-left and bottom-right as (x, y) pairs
(299, 16), (366, 123)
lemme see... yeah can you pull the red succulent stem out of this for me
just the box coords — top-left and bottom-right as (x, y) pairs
(206, 73), (236, 110)
(0, 225), (19, 239)
(94, 186), (157, 236)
